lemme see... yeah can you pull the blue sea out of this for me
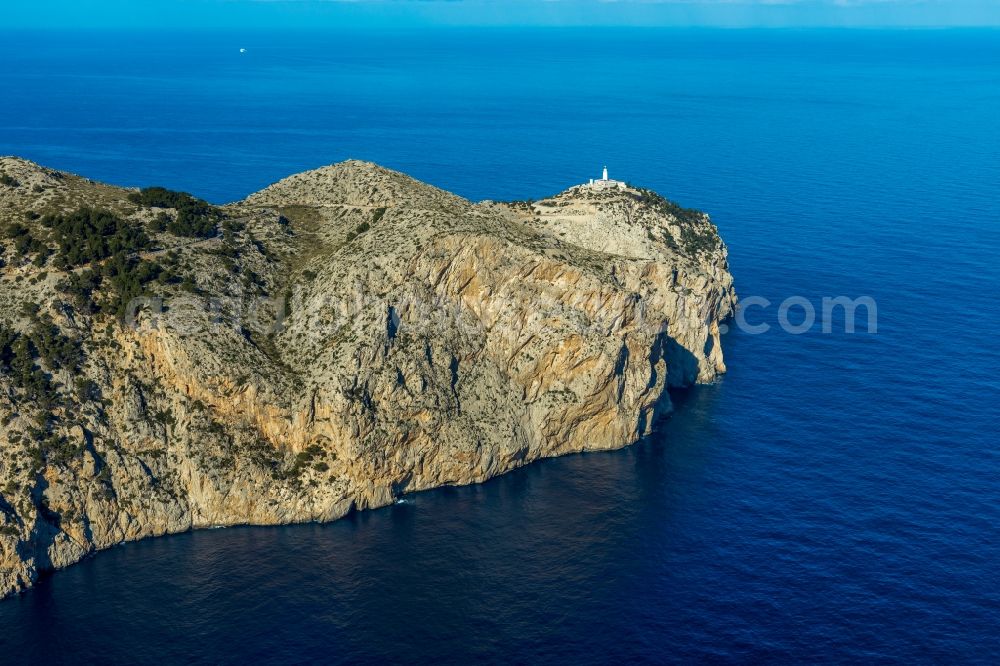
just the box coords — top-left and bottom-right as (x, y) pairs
(1, 28), (999, 664)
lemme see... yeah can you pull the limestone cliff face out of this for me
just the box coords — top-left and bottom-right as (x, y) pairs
(0, 157), (736, 599)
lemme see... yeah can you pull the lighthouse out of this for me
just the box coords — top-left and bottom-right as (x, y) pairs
(584, 166), (626, 190)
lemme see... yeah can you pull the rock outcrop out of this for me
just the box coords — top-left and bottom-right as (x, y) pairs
(0, 157), (736, 599)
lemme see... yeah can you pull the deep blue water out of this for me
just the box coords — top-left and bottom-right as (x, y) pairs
(2, 28), (1000, 664)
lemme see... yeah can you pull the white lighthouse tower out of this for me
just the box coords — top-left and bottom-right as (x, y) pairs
(585, 165), (625, 190)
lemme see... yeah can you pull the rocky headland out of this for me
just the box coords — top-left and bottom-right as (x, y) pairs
(0, 157), (736, 599)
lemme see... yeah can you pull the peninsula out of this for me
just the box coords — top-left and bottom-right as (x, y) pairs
(0, 158), (736, 599)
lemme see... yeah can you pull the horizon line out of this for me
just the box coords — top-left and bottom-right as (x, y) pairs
(4, 25), (1000, 31)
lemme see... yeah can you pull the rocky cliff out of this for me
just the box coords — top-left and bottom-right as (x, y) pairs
(0, 157), (736, 599)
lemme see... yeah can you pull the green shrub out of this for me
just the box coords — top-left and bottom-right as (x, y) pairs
(30, 315), (83, 372)
(75, 378), (101, 402)
(148, 212), (170, 233)
(5, 222), (30, 239)
(180, 276), (198, 293)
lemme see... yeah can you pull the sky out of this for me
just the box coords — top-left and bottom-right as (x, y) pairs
(5, 0), (1000, 29)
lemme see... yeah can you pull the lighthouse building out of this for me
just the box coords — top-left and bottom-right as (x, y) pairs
(586, 166), (626, 190)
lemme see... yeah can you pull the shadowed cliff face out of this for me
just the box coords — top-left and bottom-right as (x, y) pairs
(0, 157), (736, 599)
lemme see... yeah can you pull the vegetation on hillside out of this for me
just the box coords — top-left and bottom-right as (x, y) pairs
(57, 253), (186, 319)
(632, 188), (704, 226)
(633, 188), (720, 255)
(0, 312), (82, 411)
(5, 223), (51, 266)
(0, 312), (97, 470)
(40, 207), (151, 268)
(1, 207), (183, 318)
(5, 208), (150, 269)
(128, 187), (222, 238)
